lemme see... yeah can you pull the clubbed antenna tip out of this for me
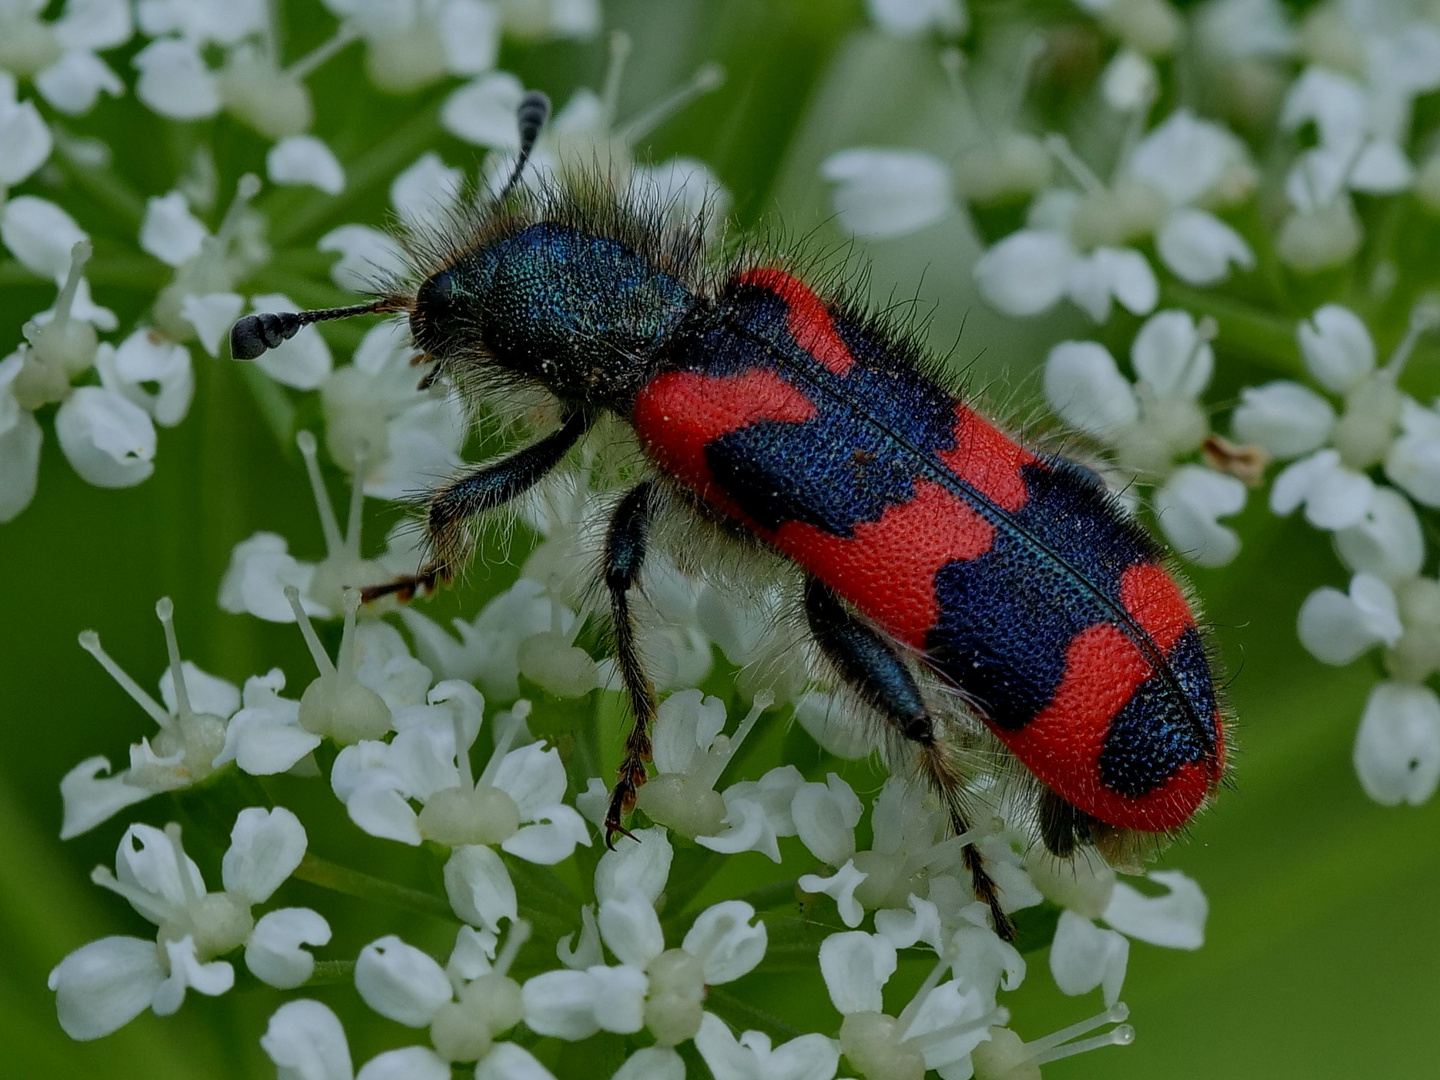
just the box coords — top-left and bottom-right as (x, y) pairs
(498, 91), (552, 202)
(230, 300), (392, 360)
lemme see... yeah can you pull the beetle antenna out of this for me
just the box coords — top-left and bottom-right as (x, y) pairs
(230, 299), (395, 360)
(497, 90), (552, 202)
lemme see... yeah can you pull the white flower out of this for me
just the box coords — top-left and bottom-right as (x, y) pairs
(819, 148), (954, 239)
(322, 0), (499, 95)
(694, 1012), (840, 1080)
(819, 930), (1005, 1080)
(526, 880), (767, 1049)
(1354, 681), (1440, 805)
(61, 599), (238, 837)
(111, 328), (194, 426)
(1124, 110), (1257, 285)
(974, 211), (1157, 323)
(1028, 856), (1206, 1006)
(334, 680), (587, 857)
(1267, 302), (1438, 531)
(50, 809), (324, 1038)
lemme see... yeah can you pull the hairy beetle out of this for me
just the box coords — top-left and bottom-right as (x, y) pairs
(233, 93), (1228, 941)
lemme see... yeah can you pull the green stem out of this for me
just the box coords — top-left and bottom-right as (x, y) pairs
(292, 853), (456, 922)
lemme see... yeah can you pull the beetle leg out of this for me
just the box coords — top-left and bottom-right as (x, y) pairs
(362, 409), (594, 603)
(803, 576), (1016, 942)
(602, 482), (661, 848)
(1036, 785), (1096, 859)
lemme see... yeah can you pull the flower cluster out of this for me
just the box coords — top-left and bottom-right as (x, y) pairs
(824, 0), (1440, 811)
(11, 0), (1269, 1076)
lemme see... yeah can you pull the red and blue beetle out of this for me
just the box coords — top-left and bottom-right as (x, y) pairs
(233, 93), (1228, 940)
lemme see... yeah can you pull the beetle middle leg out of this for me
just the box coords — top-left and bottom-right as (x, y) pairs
(601, 482), (662, 847)
(362, 409), (594, 602)
(803, 576), (1016, 942)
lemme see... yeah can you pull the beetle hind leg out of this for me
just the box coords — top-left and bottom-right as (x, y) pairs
(803, 577), (1016, 942)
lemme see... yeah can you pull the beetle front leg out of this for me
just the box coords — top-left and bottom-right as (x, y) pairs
(362, 409), (594, 602)
(602, 482), (661, 847)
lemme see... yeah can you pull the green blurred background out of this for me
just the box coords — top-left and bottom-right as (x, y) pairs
(4, 0), (1440, 1076)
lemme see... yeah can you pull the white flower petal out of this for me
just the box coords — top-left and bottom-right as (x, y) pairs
(153, 936), (234, 1013)
(1386, 430), (1440, 508)
(1, 196), (86, 278)
(159, 659), (239, 718)
(438, 0), (500, 75)
(974, 230), (1074, 317)
(1101, 49), (1157, 111)
(1298, 305), (1375, 393)
(1351, 140), (1413, 194)
(1134, 308), (1215, 403)
(865, 0), (966, 35)
(502, 805), (590, 864)
(169, 291), (240, 358)
(594, 825), (672, 904)
(696, 794), (780, 861)
(1153, 466), (1246, 567)
(695, 1014), (840, 1080)
(792, 773), (862, 866)
(799, 859), (868, 928)
(1354, 681), (1440, 806)
(317, 224), (408, 291)
(54, 387), (156, 488)
(683, 900), (767, 985)
(475, 1043), (558, 1080)
(597, 891), (665, 969)
(268, 136), (346, 195)
(820, 148), (953, 238)
(35, 49), (124, 115)
(133, 38), (220, 119)
(48, 936), (164, 1040)
(1157, 207), (1255, 285)
(261, 999), (355, 1080)
(1103, 869), (1207, 949)
(1335, 486), (1426, 582)
(223, 805), (307, 903)
(1231, 380), (1335, 459)
(113, 328), (194, 426)
(818, 931), (896, 1015)
(355, 935), (453, 1026)
(356, 1047), (449, 1080)
(1128, 109), (1242, 206)
(613, 1046), (685, 1080)
(0, 405), (42, 523)
(441, 71), (525, 146)
(444, 844), (517, 931)
(1297, 578), (1399, 666)
(1043, 340), (1139, 436)
(247, 907), (332, 989)
(59, 755), (151, 839)
(0, 91), (53, 186)
(55, 0), (134, 50)
(1048, 911), (1129, 1006)
(391, 152), (463, 234)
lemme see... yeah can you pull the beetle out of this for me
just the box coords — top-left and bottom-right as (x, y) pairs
(232, 93), (1228, 941)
